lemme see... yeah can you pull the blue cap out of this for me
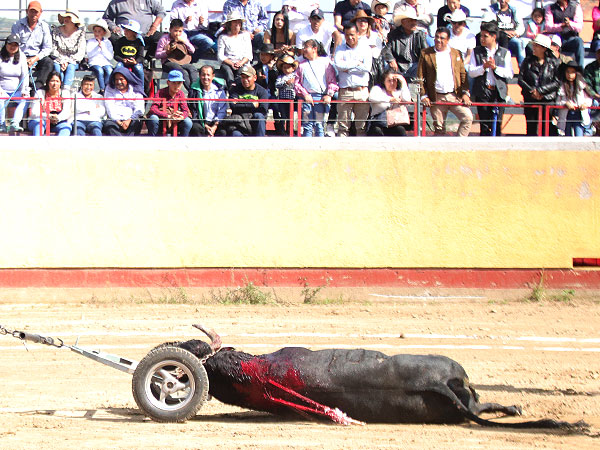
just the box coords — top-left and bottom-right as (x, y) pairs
(168, 70), (185, 82)
(593, 40), (600, 52)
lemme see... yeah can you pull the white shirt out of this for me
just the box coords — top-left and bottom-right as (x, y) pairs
(449, 29), (476, 60)
(334, 41), (372, 89)
(170, 0), (209, 31)
(104, 85), (144, 120)
(86, 38), (114, 67)
(467, 45), (514, 88)
(434, 47), (455, 93)
(217, 31), (253, 63)
(295, 22), (337, 56)
(74, 91), (106, 122)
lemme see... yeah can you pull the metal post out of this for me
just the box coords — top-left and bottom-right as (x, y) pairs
(296, 100), (302, 137)
(288, 100), (293, 137)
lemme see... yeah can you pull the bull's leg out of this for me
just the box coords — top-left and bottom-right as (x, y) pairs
(471, 402), (522, 417)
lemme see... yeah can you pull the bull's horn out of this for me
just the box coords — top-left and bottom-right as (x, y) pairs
(193, 324), (222, 352)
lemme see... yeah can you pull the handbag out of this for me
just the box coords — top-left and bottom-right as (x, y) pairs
(386, 104), (410, 126)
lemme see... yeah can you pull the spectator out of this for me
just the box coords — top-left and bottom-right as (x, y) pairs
(468, 22), (513, 136)
(189, 65), (228, 136)
(550, 35), (572, 66)
(518, 34), (560, 136)
(156, 19), (199, 95)
(218, 11), (253, 88)
(0, 34), (29, 133)
(593, 1), (600, 51)
(371, 0), (391, 41)
(487, 0), (526, 66)
(295, 9), (342, 58)
(225, 65), (268, 136)
(113, 20), (146, 90)
(523, 7), (546, 58)
(73, 75), (105, 136)
(282, 0), (318, 33)
(437, 0), (470, 29)
(448, 9), (475, 62)
(50, 9), (85, 88)
(367, 69), (411, 136)
(170, 0), (217, 62)
(275, 54), (298, 134)
(103, 0), (165, 60)
(295, 39), (338, 136)
(27, 71), (72, 136)
(392, 0), (434, 38)
(334, 23), (372, 137)
(86, 19), (114, 94)
(264, 11), (296, 58)
(11, 1), (54, 90)
(222, 0), (269, 52)
(418, 27), (473, 137)
(381, 7), (427, 82)
(147, 70), (193, 137)
(334, 0), (372, 33)
(584, 40), (600, 133)
(544, 0), (584, 69)
(253, 43), (277, 96)
(352, 10), (384, 58)
(102, 67), (144, 136)
(556, 60), (591, 137)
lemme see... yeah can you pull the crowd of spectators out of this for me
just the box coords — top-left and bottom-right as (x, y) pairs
(0, 0), (599, 137)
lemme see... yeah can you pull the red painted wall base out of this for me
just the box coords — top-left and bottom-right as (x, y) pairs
(0, 268), (598, 289)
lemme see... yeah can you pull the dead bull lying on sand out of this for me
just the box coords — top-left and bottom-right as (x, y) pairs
(148, 325), (586, 428)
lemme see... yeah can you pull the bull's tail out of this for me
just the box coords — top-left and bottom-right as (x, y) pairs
(428, 385), (589, 431)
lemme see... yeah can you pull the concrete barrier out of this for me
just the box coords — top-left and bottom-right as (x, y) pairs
(0, 136), (598, 275)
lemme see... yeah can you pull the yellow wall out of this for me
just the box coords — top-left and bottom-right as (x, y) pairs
(0, 137), (598, 269)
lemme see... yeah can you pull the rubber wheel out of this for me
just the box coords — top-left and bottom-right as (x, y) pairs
(132, 345), (209, 423)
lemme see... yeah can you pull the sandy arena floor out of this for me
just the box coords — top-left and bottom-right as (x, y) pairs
(0, 295), (598, 449)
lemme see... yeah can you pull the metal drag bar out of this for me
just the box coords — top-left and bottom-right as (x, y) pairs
(66, 340), (139, 375)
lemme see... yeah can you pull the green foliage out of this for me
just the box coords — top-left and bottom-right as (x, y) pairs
(210, 281), (274, 305)
(300, 277), (331, 304)
(526, 271), (575, 303)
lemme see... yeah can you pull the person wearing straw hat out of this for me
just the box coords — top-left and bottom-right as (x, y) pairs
(50, 9), (86, 88)
(392, 0), (433, 38)
(371, 0), (391, 40)
(381, 6), (427, 82)
(447, 9), (475, 62)
(11, 1), (54, 91)
(352, 10), (383, 58)
(518, 33), (560, 136)
(0, 34), (29, 133)
(218, 11), (253, 88)
(467, 21), (513, 136)
(275, 53), (298, 135)
(437, 0), (470, 29)
(222, 0), (269, 52)
(86, 18), (114, 94)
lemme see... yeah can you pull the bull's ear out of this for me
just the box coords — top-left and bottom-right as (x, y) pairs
(193, 324), (222, 352)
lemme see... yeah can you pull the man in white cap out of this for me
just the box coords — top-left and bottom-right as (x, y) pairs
(11, 1), (53, 90)
(381, 6), (427, 82)
(448, 9), (475, 62)
(550, 34), (572, 66)
(418, 26), (473, 136)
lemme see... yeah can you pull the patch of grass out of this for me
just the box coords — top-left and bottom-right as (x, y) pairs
(300, 277), (331, 304)
(525, 271), (575, 303)
(210, 281), (274, 305)
(157, 287), (191, 304)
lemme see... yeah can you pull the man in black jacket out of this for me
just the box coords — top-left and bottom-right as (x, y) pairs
(467, 22), (513, 136)
(225, 65), (269, 136)
(381, 7), (427, 82)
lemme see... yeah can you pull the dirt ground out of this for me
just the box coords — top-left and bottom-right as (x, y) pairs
(0, 294), (599, 449)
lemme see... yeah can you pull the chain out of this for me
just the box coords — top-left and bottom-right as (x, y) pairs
(0, 324), (64, 348)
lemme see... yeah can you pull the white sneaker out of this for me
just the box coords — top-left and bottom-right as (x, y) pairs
(325, 124), (335, 137)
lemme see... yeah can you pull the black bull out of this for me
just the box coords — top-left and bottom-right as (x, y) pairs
(172, 327), (585, 429)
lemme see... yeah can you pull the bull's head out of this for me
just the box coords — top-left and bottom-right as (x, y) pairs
(176, 324), (222, 361)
